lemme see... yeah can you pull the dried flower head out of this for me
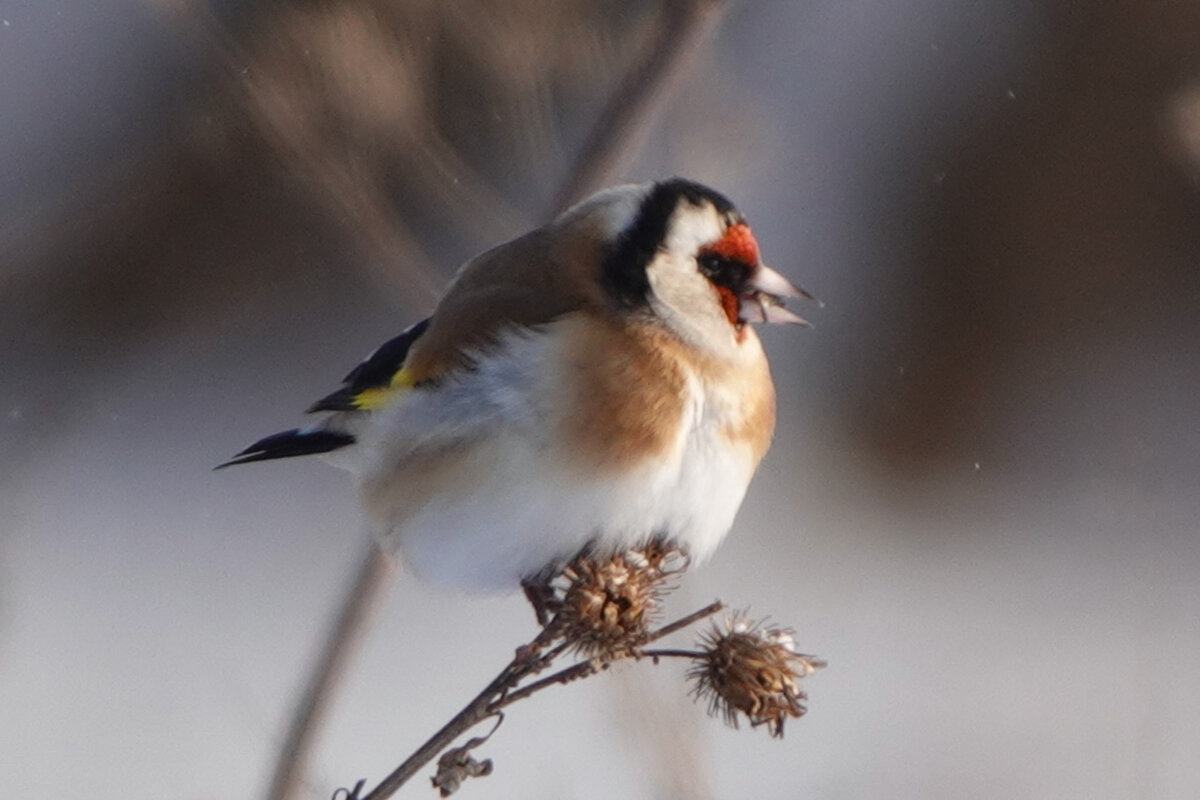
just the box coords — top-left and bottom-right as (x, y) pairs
(551, 542), (687, 657)
(688, 613), (825, 737)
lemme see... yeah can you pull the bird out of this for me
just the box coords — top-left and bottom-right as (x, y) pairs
(220, 178), (812, 594)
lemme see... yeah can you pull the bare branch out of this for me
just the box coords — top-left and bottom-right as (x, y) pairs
(356, 651), (537, 800)
(645, 600), (725, 641)
(266, 548), (397, 800)
(354, 594), (724, 800)
(490, 659), (603, 710)
(641, 648), (707, 661)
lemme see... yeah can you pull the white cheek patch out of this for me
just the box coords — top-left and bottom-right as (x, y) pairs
(644, 204), (745, 358)
(648, 203), (726, 303)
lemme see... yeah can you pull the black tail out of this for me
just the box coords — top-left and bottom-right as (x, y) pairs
(215, 428), (355, 469)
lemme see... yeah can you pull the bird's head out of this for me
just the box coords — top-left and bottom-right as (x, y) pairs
(566, 178), (812, 357)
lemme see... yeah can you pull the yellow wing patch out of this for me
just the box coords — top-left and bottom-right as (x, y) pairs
(351, 367), (416, 410)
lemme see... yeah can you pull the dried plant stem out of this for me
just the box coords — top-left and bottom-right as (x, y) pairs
(496, 602), (725, 709)
(355, 600), (724, 800)
(641, 648), (706, 660)
(357, 663), (522, 800)
(646, 600), (725, 640)
(266, 547), (397, 800)
(490, 660), (602, 709)
(355, 628), (564, 800)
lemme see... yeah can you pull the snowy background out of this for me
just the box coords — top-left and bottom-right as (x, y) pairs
(3, 2), (1200, 798)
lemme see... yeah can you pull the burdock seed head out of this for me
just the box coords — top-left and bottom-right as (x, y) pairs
(688, 612), (825, 738)
(552, 542), (687, 657)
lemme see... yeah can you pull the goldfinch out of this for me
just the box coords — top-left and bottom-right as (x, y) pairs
(221, 178), (811, 593)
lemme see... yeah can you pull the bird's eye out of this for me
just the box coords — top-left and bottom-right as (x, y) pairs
(697, 251), (749, 292)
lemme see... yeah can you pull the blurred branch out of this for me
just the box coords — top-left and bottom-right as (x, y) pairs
(550, 0), (733, 215)
(266, 548), (397, 800)
(143, 0), (503, 305)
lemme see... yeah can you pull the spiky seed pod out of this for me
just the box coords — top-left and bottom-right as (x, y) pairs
(688, 613), (825, 738)
(552, 542), (687, 657)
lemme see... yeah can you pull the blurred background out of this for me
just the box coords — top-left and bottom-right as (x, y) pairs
(3, 1), (1200, 798)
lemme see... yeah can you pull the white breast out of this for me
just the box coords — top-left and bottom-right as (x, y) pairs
(353, 328), (757, 593)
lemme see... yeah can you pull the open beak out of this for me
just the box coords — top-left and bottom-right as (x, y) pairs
(739, 264), (818, 326)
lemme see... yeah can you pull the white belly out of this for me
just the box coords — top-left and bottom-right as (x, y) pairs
(353, 332), (758, 593)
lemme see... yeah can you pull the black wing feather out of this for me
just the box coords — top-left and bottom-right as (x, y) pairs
(215, 428), (356, 469)
(306, 317), (431, 413)
(218, 318), (430, 469)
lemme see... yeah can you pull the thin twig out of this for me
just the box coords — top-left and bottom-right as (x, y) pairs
(357, 662), (524, 800)
(645, 600), (725, 642)
(490, 660), (602, 710)
(357, 629), (564, 800)
(494, 602), (726, 709)
(641, 649), (706, 660)
(356, 598), (723, 800)
(265, 547), (397, 800)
